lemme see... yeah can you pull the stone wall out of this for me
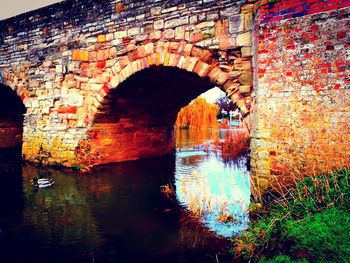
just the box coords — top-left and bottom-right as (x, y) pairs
(251, 0), (350, 190)
(0, 0), (348, 190)
(0, 0), (255, 167)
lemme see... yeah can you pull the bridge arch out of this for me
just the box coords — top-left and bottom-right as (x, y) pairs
(0, 83), (26, 150)
(76, 41), (253, 166)
(86, 41), (252, 128)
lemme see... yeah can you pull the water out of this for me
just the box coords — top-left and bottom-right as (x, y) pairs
(0, 129), (250, 263)
(174, 129), (250, 237)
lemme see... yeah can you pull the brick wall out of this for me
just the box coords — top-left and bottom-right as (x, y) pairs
(260, 0), (350, 23)
(251, 1), (350, 189)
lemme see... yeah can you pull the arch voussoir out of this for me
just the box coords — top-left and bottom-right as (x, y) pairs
(88, 39), (253, 130)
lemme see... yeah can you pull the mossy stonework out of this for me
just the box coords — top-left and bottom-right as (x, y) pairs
(0, 0), (349, 191)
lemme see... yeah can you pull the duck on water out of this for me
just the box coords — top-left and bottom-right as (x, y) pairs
(32, 177), (55, 188)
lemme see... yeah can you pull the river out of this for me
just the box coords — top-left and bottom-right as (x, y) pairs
(0, 129), (250, 263)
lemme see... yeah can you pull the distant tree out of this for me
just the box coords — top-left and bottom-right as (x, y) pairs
(176, 97), (219, 129)
(214, 96), (236, 114)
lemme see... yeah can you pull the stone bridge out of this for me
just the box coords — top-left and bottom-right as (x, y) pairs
(0, 0), (349, 191)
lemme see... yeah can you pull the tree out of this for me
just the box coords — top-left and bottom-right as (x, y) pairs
(214, 96), (236, 114)
(176, 97), (219, 129)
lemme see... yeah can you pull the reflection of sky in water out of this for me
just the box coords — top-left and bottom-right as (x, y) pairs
(175, 148), (250, 238)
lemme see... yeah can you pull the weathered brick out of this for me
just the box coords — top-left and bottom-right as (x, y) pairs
(236, 32), (252, 46)
(163, 29), (175, 39)
(72, 50), (89, 61)
(189, 31), (203, 43)
(154, 20), (164, 30)
(150, 30), (162, 39)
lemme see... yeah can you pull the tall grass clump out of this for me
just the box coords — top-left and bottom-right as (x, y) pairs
(222, 129), (250, 159)
(233, 169), (350, 262)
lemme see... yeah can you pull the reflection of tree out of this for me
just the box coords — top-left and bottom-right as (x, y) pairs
(20, 168), (102, 260)
(175, 128), (218, 149)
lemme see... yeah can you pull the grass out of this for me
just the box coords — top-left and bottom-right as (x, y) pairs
(233, 168), (350, 262)
(221, 129), (249, 159)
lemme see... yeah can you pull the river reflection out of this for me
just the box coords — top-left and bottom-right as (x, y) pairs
(174, 129), (250, 237)
(0, 128), (249, 262)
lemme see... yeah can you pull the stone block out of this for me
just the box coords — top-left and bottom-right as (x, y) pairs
(236, 32), (252, 46)
(182, 44), (193, 56)
(57, 106), (77, 114)
(97, 34), (106, 43)
(144, 42), (154, 54)
(109, 47), (117, 58)
(164, 16), (188, 29)
(150, 6), (161, 16)
(190, 46), (202, 58)
(219, 35), (236, 50)
(108, 74), (119, 89)
(216, 72), (230, 85)
(193, 61), (210, 77)
(239, 85), (251, 95)
(97, 49), (109, 61)
(154, 20), (164, 30)
(189, 15), (197, 24)
(72, 50), (89, 61)
(175, 26), (185, 40)
(229, 14), (244, 33)
(164, 29), (175, 39)
(239, 73), (253, 85)
(190, 31), (203, 43)
(114, 31), (127, 39)
(67, 94), (84, 106)
(196, 21), (215, 29)
(127, 27), (140, 37)
(241, 46), (251, 57)
(244, 13), (253, 31)
(89, 51), (98, 61)
(169, 54), (180, 67)
(200, 50), (212, 63)
(184, 57), (199, 72)
(208, 67), (222, 83)
(150, 30), (161, 40)
(169, 42), (180, 53)
(234, 58), (251, 70)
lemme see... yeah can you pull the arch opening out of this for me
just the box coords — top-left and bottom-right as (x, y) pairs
(79, 66), (216, 166)
(0, 84), (26, 150)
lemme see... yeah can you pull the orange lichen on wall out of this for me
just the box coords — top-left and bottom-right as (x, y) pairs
(251, 4), (350, 191)
(22, 132), (76, 166)
(268, 93), (350, 179)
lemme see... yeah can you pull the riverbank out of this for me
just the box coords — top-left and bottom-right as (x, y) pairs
(232, 169), (350, 262)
